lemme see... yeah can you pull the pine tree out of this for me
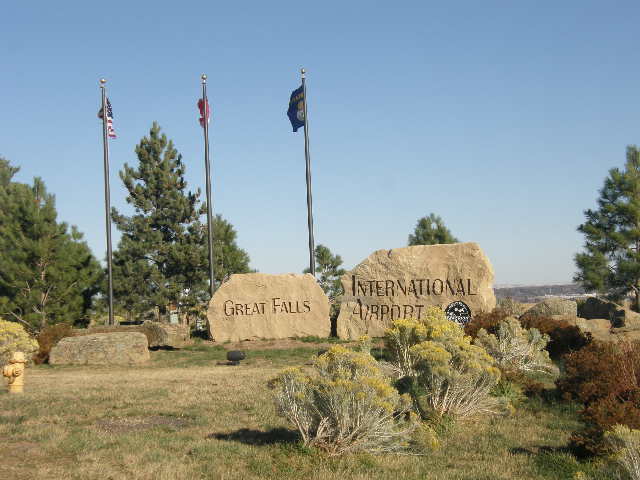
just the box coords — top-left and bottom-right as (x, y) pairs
(0, 158), (102, 332)
(111, 123), (250, 318)
(211, 214), (251, 284)
(408, 213), (458, 246)
(304, 245), (346, 302)
(304, 244), (346, 334)
(575, 146), (640, 310)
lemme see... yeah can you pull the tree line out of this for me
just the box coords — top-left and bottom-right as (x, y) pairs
(1, 120), (470, 333)
(0, 123), (250, 332)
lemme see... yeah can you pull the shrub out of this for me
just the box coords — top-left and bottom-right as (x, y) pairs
(558, 341), (640, 457)
(0, 318), (37, 365)
(33, 323), (74, 364)
(520, 315), (591, 360)
(496, 297), (529, 317)
(501, 369), (547, 398)
(557, 341), (638, 405)
(492, 379), (526, 409)
(605, 424), (640, 480)
(268, 345), (417, 456)
(474, 318), (557, 376)
(464, 309), (510, 339)
(384, 307), (504, 420)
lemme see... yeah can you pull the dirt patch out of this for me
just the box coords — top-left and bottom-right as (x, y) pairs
(0, 439), (41, 456)
(95, 415), (190, 434)
(0, 439), (73, 478)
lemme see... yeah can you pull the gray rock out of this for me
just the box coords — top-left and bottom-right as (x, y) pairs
(578, 297), (619, 320)
(612, 308), (640, 329)
(522, 298), (577, 318)
(80, 322), (190, 349)
(49, 332), (150, 365)
(573, 297), (640, 329)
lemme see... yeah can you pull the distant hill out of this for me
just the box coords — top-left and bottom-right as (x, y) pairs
(493, 284), (588, 303)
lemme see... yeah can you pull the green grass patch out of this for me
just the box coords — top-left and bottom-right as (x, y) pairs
(295, 336), (348, 344)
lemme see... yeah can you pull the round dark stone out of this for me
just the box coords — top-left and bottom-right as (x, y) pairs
(226, 350), (246, 362)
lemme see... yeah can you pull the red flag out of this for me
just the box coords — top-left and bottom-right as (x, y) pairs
(198, 98), (210, 127)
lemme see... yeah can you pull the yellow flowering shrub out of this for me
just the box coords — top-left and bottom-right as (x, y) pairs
(384, 307), (505, 420)
(268, 345), (418, 455)
(0, 318), (37, 365)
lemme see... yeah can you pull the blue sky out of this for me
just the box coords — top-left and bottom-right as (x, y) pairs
(2, 1), (639, 285)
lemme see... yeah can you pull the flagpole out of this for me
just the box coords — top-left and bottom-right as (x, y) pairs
(100, 79), (114, 326)
(301, 68), (316, 276)
(201, 74), (216, 298)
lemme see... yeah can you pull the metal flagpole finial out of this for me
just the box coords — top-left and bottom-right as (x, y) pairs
(100, 78), (107, 88)
(201, 74), (207, 83)
(301, 68), (306, 78)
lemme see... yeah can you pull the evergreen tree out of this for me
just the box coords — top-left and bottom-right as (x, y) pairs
(304, 245), (346, 301)
(575, 146), (640, 310)
(408, 213), (459, 245)
(0, 158), (102, 332)
(211, 214), (251, 283)
(304, 244), (346, 334)
(112, 123), (250, 317)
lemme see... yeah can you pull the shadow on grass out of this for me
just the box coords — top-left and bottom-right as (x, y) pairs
(207, 427), (299, 446)
(509, 445), (572, 456)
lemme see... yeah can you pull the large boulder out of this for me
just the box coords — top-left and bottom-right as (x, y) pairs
(49, 332), (150, 365)
(78, 322), (189, 348)
(522, 298), (577, 318)
(336, 242), (496, 339)
(564, 317), (612, 342)
(578, 297), (619, 320)
(575, 297), (640, 329)
(207, 273), (330, 342)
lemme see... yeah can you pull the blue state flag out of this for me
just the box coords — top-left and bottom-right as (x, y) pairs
(287, 85), (305, 132)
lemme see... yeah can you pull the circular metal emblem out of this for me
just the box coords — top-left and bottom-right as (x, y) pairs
(445, 301), (472, 326)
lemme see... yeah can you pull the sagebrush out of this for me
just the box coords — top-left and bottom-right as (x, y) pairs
(605, 424), (640, 480)
(268, 345), (419, 456)
(384, 307), (505, 420)
(474, 318), (557, 376)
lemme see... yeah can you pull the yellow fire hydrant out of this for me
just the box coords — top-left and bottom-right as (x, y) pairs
(3, 351), (26, 394)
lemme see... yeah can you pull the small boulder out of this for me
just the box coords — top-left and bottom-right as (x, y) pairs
(49, 332), (150, 365)
(522, 298), (577, 318)
(563, 317), (612, 342)
(578, 297), (619, 320)
(612, 308), (640, 329)
(142, 321), (190, 348)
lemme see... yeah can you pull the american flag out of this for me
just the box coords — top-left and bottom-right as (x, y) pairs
(98, 98), (117, 139)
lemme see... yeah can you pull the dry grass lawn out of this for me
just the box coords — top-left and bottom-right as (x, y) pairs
(0, 341), (612, 479)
